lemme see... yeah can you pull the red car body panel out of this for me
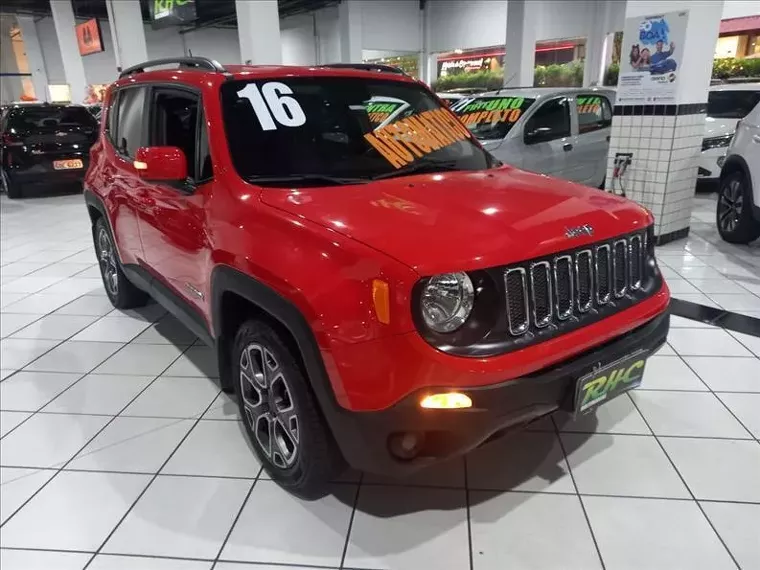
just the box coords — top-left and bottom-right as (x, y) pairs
(86, 65), (670, 414)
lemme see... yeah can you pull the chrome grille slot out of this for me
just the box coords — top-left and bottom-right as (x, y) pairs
(504, 268), (529, 335)
(554, 255), (573, 320)
(575, 250), (593, 312)
(629, 235), (642, 289)
(596, 244), (611, 304)
(530, 261), (552, 327)
(613, 239), (627, 298)
(493, 231), (653, 345)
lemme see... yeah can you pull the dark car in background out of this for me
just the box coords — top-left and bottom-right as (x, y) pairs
(1, 103), (98, 199)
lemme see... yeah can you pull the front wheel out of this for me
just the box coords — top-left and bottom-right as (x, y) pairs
(233, 319), (343, 498)
(716, 171), (760, 244)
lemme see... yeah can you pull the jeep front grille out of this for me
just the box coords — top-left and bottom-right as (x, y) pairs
(503, 232), (648, 336)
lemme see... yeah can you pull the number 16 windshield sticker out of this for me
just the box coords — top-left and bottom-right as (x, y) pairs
(237, 82), (307, 131)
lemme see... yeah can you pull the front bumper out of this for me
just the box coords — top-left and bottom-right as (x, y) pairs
(329, 311), (669, 476)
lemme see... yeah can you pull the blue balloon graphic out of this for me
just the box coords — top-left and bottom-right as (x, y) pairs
(639, 18), (670, 46)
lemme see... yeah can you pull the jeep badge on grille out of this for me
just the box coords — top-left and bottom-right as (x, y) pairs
(565, 224), (594, 238)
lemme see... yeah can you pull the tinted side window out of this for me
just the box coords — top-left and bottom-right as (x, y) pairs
(577, 95), (612, 134)
(150, 88), (212, 182)
(525, 97), (571, 142)
(116, 87), (146, 158)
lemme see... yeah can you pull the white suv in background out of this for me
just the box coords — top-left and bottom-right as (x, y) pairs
(717, 98), (760, 244)
(699, 83), (760, 184)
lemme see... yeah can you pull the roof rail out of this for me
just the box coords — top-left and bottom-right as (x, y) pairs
(119, 57), (228, 79)
(321, 63), (407, 75)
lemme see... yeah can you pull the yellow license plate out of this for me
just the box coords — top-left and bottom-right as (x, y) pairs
(53, 159), (83, 170)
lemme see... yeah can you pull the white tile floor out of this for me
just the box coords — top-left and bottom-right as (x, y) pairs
(1, 193), (759, 570)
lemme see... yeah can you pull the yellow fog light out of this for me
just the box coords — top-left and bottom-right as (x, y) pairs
(420, 392), (472, 409)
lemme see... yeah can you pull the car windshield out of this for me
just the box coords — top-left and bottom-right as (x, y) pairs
(451, 95), (536, 141)
(707, 90), (760, 119)
(7, 106), (98, 133)
(220, 77), (495, 186)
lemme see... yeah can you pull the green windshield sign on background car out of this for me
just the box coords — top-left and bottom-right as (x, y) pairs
(452, 87), (616, 189)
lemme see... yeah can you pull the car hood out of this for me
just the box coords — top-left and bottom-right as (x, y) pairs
(703, 117), (739, 138)
(260, 167), (652, 275)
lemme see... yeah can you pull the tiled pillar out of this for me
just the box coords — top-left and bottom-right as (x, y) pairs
(605, 1), (724, 245)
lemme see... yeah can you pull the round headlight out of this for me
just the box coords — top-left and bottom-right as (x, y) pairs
(420, 272), (474, 333)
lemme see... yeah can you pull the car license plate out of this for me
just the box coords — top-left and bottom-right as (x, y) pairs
(575, 349), (648, 414)
(53, 159), (83, 170)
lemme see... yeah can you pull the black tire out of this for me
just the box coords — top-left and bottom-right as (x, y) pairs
(93, 217), (149, 309)
(2, 170), (22, 199)
(233, 319), (343, 498)
(717, 170), (760, 244)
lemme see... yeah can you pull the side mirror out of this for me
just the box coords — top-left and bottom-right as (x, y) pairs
(134, 146), (188, 182)
(524, 127), (553, 145)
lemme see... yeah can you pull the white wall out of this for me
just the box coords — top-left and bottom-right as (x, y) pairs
(281, 14), (317, 65)
(427, 0), (507, 52)
(182, 27), (240, 63)
(315, 5), (340, 64)
(721, 0), (760, 19)
(362, 0), (421, 51)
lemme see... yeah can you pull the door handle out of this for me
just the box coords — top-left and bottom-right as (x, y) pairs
(563, 143), (573, 152)
(753, 134), (760, 144)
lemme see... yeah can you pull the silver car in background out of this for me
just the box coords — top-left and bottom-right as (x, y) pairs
(451, 87), (616, 188)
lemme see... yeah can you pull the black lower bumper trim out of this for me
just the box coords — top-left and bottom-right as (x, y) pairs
(330, 311), (670, 477)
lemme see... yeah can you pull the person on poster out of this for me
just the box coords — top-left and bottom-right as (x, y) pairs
(649, 40), (677, 74)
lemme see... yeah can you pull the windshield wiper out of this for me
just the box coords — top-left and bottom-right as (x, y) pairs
(371, 160), (461, 181)
(245, 174), (370, 187)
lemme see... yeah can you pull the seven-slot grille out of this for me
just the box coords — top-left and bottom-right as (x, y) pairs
(505, 232), (648, 336)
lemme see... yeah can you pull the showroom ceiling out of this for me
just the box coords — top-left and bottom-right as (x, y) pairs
(0, 0), (338, 26)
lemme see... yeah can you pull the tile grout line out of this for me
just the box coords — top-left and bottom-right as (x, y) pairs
(338, 473), (363, 570)
(0, 337), (193, 529)
(725, 328), (760, 358)
(551, 416), (607, 570)
(210, 464), (264, 570)
(0, 300), (172, 439)
(82, 386), (225, 569)
(2, 463), (760, 505)
(674, 354), (759, 444)
(627, 393), (744, 570)
(463, 456), (474, 570)
(0, 247), (96, 306)
(0, 300), (146, 440)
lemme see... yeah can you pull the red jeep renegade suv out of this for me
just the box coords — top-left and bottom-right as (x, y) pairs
(85, 57), (670, 497)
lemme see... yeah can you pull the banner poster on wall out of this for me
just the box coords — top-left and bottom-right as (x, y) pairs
(616, 10), (689, 105)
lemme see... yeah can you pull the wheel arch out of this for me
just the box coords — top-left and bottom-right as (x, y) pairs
(721, 155), (754, 197)
(210, 266), (342, 425)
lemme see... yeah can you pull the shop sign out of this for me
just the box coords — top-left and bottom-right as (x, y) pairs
(617, 10), (689, 104)
(76, 18), (104, 56)
(151, 0), (196, 29)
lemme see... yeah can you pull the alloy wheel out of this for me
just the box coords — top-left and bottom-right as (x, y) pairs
(239, 343), (300, 469)
(97, 227), (119, 296)
(718, 179), (744, 232)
